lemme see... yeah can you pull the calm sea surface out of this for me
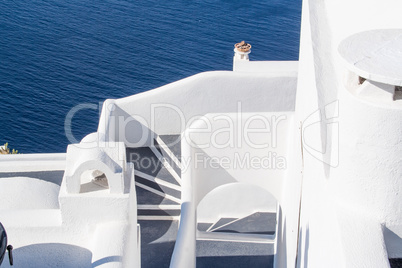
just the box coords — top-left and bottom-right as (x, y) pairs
(0, 0), (301, 153)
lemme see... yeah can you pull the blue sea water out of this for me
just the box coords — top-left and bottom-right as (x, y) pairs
(0, 0), (301, 154)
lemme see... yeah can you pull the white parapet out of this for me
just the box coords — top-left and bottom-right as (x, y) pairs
(97, 71), (298, 148)
(0, 153), (66, 172)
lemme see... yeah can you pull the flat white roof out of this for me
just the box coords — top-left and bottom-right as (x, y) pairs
(338, 29), (402, 86)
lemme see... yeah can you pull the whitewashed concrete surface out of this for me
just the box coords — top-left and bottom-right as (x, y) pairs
(338, 29), (402, 86)
(0, 153), (66, 172)
(289, 0), (402, 267)
(0, 177), (60, 210)
(171, 112), (293, 267)
(234, 60), (298, 74)
(0, 161), (139, 267)
(98, 71), (297, 147)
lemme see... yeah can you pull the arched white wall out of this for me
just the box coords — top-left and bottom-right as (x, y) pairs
(184, 112), (293, 205)
(64, 136), (126, 194)
(171, 112), (293, 268)
(197, 182), (277, 224)
(98, 71), (297, 147)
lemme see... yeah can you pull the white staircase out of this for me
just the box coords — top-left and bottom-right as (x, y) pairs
(126, 135), (182, 221)
(128, 135), (277, 267)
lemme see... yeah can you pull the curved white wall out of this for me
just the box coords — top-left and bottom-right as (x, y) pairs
(288, 0), (402, 267)
(197, 183), (277, 223)
(98, 71), (297, 147)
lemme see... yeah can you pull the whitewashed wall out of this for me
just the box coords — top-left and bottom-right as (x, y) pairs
(286, 0), (402, 267)
(98, 71), (297, 147)
(172, 112), (294, 267)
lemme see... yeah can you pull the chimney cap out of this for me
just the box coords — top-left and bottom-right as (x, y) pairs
(235, 41), (251, 52)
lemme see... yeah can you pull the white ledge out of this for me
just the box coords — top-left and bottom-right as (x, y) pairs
(0, 153), (66, 172)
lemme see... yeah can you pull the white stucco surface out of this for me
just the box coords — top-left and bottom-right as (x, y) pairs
(98, 71), (297, 147)
(183, 112), (293, 205)
(64, 135), (126, 194)
(0, 177), (60, 210)
(290, 0), (402, 267)
(197, 183), (277, 223)
(338, 29), (402, 86)
(2, 0), (402, 267)
(172, 112), (293, 267)
(0, 153), (66, 172)
(1, 242), (93, 268)
(234, 60), (299, 74)
(0, 156), (139, 267)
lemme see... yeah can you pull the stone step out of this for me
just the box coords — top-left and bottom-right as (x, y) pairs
(157, 135), (181, 162)
(139, 220), (178, 268)
(135, 185), (179, 206)
(196, 240), (274, 268)
(153, 140), (182, 177)
(125, 146), (168, 173)
(212, 212), (276, 235)
(138, 206), (181, 217)
(389, 258), (402, 268)
(135, 175), (181, 200)
(149, 145), (181, 186)
(137, 204), (180, 210)
(207, 218), (237, 232)
(138, 215), (180, 221)
(197, 222), (214, 232)
(126, 147), (161, 176)
(127, 147), (180, 186)
(128, 136), (183, 222)
(137, 209), (180, 216)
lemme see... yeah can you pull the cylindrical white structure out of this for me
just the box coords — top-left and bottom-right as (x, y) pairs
(233, 48), (251, 60)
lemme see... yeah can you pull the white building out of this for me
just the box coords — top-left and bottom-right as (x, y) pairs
(0, 0), (401, 267)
